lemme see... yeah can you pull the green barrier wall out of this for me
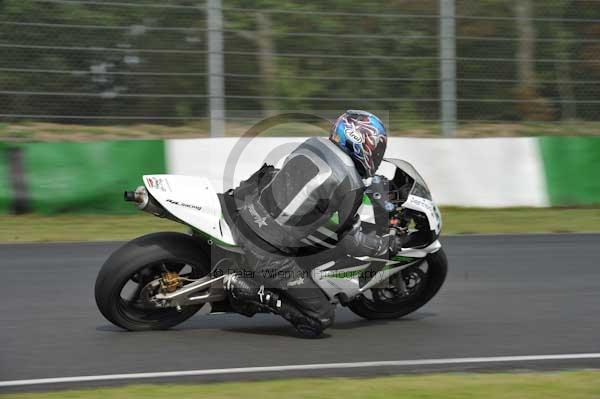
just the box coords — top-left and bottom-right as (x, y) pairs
(21, 140), (166, 214)
(1, 136), (599, 214)
(0, 143), (9, 213)
(540, 136), (600, 206)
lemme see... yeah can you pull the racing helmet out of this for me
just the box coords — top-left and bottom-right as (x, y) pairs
(330, 110), (387, 177)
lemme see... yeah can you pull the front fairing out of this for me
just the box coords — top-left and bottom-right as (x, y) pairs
(382, 158), (442, 236)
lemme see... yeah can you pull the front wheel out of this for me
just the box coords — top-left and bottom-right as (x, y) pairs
(348, 248), (447, 320)
(95, 232), (211, 331)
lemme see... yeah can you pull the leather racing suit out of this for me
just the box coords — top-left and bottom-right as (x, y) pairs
(220, 137), (395, 332)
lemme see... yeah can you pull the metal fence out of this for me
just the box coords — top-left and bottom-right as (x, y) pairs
(1, 0), (599, 136)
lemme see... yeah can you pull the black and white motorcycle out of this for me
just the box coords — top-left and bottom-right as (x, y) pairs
(95, 158), (447, 332)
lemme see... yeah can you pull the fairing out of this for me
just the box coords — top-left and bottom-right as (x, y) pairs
(143, 174), (236, 245)
(142, 158), (440, 251)
(383, 158), (442, 235)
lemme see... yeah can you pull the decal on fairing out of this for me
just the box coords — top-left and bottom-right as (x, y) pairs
(404, 194), (442, 234)
(145, 176), (171, 192)
(143, 174), (236, 245)
(166, 199), (203, 212)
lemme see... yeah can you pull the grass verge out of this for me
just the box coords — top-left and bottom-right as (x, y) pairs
(441, 207), (600, 234)
(2, 371), (600, 399)
(0, 214), (186, 243)
(0, 207), (598, 243)
(2, 121), (600, 142)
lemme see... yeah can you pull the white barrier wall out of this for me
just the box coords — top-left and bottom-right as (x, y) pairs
(386, 138), (549, 207)
(167, 137), (306, 193)
(167, 137), (549, 207)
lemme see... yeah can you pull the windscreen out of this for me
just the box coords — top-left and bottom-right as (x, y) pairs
(383, 158), (432, 199)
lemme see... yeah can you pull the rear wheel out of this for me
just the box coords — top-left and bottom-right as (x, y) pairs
(348, 248), (447, 320)
(95, 232), (211, 331)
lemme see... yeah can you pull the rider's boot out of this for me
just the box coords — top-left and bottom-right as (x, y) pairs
(223, 273), (266, 316)
(223, 274), (328, 338)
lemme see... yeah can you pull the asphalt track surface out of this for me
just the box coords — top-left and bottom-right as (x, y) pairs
(1, 234), (600, 391)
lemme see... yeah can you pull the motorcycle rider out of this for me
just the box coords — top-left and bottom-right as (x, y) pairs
(220, 110), (404, 337)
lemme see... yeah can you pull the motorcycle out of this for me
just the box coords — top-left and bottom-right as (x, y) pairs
(95, 158), (447, 332)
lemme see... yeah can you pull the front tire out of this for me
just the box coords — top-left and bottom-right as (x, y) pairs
(349, 248), (448, 320)
(95, 232), (210, 331)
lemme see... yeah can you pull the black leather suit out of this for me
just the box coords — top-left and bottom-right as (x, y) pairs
(221, 137), (392, 326)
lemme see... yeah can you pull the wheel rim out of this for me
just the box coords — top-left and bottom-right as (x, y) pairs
(361, 263), (429, 311)
(115, 259), (206, 324)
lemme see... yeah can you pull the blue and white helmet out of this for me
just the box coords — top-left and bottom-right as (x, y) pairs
(330, 110), (387, 177)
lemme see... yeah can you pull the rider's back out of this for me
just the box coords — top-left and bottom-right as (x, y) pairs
(233, 137), (365, 251)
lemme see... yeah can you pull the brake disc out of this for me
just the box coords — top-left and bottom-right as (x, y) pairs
(139, 279), (165, 308)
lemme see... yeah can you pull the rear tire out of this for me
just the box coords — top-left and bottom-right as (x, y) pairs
(95, 232), (210, 331)
(348, 248), (447, 320)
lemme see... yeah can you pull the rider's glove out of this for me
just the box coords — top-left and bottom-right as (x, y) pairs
(342, 220), (408, 259)
(388, 232), (409, 257)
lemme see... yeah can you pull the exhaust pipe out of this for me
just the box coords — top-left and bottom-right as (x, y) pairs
(124, 186), (177, 221)
(124, 186), (149, 209)
(124, 191), (136, 202)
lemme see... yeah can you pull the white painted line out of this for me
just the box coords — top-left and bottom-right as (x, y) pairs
(2, 353), (600, 388)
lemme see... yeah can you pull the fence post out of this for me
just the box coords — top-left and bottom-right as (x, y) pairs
(440, 0), (457, 136)
(207, 0), (225, 137)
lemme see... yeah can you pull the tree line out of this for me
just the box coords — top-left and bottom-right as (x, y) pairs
(0, 0), (598, 125)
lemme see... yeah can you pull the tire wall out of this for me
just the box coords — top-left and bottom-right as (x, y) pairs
(0, 136), (599, 214)
(539, 136), (600, 206)
(0, 140), (166, 214)
(0, 142), (9, 213)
